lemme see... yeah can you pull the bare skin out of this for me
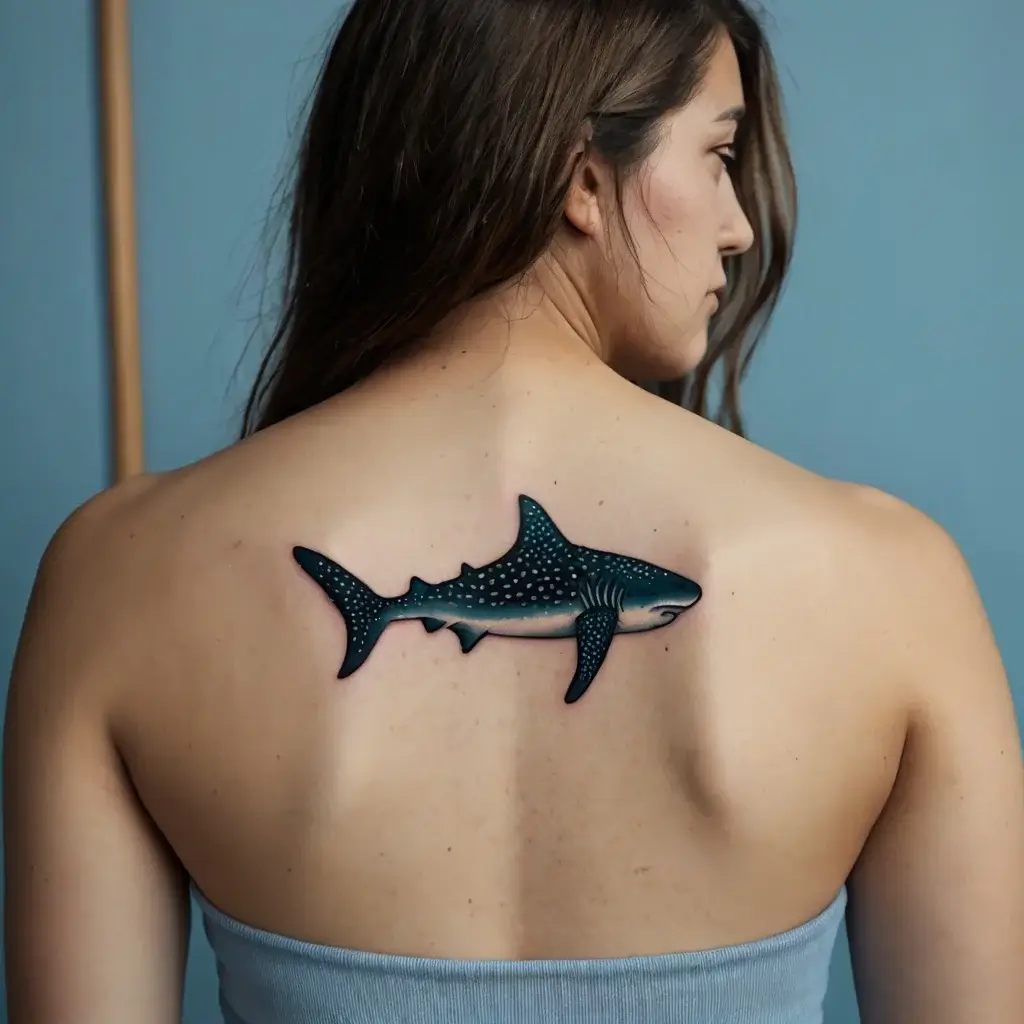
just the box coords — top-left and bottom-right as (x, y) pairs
(5, 35), (1023, 1024)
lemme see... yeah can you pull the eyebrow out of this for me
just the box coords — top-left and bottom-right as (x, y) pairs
(715, 105), (746, 123)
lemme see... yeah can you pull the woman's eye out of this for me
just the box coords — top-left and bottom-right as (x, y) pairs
(715, 146), (738, 168)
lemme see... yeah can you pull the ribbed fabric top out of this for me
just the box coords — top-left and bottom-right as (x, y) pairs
(193, 883), (846, 1023)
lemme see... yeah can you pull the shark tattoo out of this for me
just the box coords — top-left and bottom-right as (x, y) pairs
(293, 495), (702, 704)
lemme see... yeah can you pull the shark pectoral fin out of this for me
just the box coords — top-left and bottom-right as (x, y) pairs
(422, 617), (446, 633)
(449, 621), (486, 654)
(564, 608), (618, 704)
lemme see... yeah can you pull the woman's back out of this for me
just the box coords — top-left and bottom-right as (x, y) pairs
(91, 338), (906, 958)
(8, 282), (1023, 1024)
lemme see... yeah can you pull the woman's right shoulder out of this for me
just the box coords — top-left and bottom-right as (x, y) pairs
(813, 494), (1023, 1020)
(678, 400), (970, 588)
(667, 406), (988, 673)
(826, 479), (975, 604)
(772, 464), (1001, 710)
(658, 399), (960, 571)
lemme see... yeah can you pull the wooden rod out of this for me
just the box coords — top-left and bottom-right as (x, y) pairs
(98, 0), (145, 480)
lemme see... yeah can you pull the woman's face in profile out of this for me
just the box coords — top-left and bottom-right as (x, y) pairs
(603, 34), (756, 381)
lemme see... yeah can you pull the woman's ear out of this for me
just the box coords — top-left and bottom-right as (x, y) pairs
(563, 140), (608, 239)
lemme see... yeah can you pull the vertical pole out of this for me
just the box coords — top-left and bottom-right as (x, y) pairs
(98, 0), (145, 480)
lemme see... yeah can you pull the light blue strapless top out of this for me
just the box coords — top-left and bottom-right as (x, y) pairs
(192, 883), (846, 1023)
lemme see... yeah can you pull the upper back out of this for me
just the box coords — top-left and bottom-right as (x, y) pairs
(88, 353), (907, 960)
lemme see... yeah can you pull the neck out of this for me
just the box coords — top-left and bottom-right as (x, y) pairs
(429, 253), (609, 371)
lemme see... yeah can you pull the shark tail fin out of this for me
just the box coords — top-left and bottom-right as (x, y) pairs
(293, 546), (391, 678)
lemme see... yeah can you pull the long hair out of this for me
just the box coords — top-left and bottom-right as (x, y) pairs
(242, 0), (796, 438)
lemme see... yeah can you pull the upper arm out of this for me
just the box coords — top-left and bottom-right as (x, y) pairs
(847, 496), (1024, 1023)
(3, 499), (190, 1024)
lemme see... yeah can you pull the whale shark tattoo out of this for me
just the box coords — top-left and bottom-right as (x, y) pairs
(293, 495), (702, 704)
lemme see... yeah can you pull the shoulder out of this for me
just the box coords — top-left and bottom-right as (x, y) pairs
(838, 500), (1023, 1022)
(789, 478), (996, 700)
(33, 470), (177, 607)
(36, 439), (269, 598)
(830, 482), (977, 605)
(6, 475), (173, 793)
(661, 397), (968, 578)
(836, 484), (1001, 687)
(698, 434), (1000, 729)
(651, 401), (983, 652)
(21, 435), (310, 681)
(31, 473), (163, 608)
(788, 473), (979, 626)
(17, 466), (215, 704)
(19, 475), (169, 678)
(4, 472), (195, 1022)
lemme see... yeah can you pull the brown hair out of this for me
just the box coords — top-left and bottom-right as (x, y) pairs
(242, 0), (796, 438)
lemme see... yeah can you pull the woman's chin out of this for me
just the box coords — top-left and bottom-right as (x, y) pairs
(610, 323), (709, 382)
(651, 331), (710, 381)
(677, 327), (710, 374)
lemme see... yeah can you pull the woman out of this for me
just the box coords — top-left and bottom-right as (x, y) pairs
(5, 0), (1022, 1021)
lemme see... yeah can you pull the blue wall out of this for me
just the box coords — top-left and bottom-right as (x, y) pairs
(1, 2), (1020, 1021)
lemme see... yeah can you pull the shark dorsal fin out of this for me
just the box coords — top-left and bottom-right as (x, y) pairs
(514, 495), (570, 559)
(409, 576), (429, 597)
